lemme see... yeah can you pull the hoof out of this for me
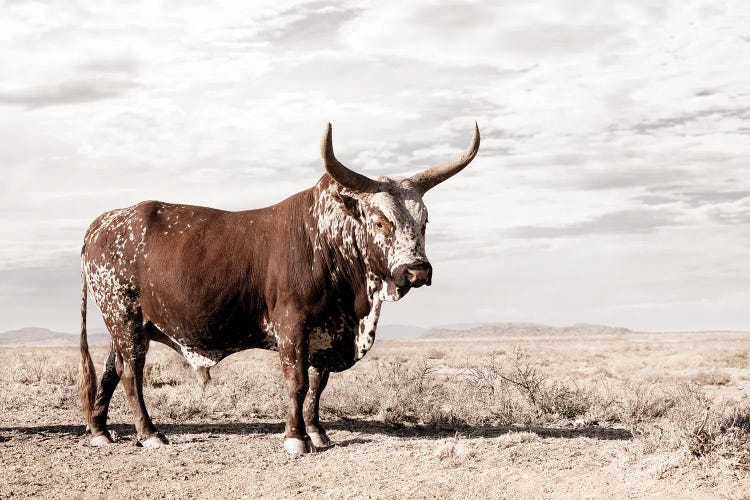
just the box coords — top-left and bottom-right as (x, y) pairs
(90, 433), (114, 447)
(308, 431), (331, 448)
(139, 433), (169, 448)
(284, 437), (317, 455)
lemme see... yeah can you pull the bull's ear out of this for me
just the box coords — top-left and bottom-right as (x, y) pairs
(334, 192), (360, 217)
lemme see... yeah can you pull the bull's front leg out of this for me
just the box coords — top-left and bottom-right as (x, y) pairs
(304, 366), (331, 448)
(278, 328), (314, 455)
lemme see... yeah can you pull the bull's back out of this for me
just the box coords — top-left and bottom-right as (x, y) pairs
(83, 201), (223, 308)
(84, 200), (269, 347)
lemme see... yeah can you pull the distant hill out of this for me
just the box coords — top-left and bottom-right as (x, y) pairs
(421, 322), (637, 339)
(0, 327), (110, 346)
(377, 324), (427, 339)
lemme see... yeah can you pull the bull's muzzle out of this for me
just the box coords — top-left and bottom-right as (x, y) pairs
(394, 261), (433, 288)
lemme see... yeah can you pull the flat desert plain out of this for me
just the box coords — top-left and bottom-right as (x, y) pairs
(1, 332), (749, 499)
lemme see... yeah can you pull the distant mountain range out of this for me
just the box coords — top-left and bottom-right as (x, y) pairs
(2, 322), (744, 346)
(0, 327), (110, 346)
(420, 322), (637, 339)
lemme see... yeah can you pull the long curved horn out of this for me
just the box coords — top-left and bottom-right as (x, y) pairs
(409, 122), (480, 194)
(321, 123), (380, 193)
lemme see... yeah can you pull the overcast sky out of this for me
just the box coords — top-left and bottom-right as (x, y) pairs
(2, 0), (750, 333)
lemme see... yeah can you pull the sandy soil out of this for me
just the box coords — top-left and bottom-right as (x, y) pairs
(1, 333), (749, 499)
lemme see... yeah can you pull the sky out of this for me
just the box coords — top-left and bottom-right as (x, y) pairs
(1, 0), (750, 333)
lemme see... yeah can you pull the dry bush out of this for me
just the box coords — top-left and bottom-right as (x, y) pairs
(231, 370), (286, 419)
(1, 353), (77, 386)
(625, 382), (750, 471)
(495, 431), (539, 448)
(717, 350), (749, 369)
(147, 359), (287, 422)
(426, 349), (446, 360)
(690, 370), (731, 386)
(681, 404), (750, 469)
(433, 437), (476, 465)
(323, 359), (460, 426)
(144, 356), (194, 387)
(629, 383), (708, 453)
(617, 382), (681, 432)
(0, 383), (77, 413)
(149, 385), (226, 421)
(464, 348), (606, 425)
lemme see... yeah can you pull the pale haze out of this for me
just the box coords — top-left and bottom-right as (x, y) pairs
(1, 0), (750, 333)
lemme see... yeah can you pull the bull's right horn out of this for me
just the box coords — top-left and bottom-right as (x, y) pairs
(408, 122), (480, 194)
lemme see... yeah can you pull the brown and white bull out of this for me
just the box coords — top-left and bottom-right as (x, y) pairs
(79, 123), (480, 454)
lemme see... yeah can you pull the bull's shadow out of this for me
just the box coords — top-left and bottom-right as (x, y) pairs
(0, 418), (632, 442)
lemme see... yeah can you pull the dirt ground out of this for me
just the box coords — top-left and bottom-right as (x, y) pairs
(1, 333), (749, 499)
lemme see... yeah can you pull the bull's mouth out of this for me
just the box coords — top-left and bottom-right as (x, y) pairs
(378, 278), (409, 301)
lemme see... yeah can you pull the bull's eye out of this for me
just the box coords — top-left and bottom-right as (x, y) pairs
(375, 221), (384, 229)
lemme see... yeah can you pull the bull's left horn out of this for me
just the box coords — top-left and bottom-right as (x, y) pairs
(321, 123), (380, 193)
(409, 122), (480, 194)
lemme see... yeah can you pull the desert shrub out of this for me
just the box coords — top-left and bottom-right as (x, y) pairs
(717, 350), (749, 369)
(426, 349), (446, 360)
(150, 384), (237, 421)
(463, 348), (602, 425)
(617, 382), (681, 432)
(146, 361), (288, 421)
(233, 371), (286, 419)
(144, 356), (194, 387)
(690, 370), (731, 386)
(4, 354), (77, 386)
(625, 382), (750, 470)
(323, 358), (458, 426)
(433, 437), (476, 466)
(681, 404), (750, 469)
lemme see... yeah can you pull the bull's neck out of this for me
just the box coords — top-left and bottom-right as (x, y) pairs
(310, 176), (371, 315)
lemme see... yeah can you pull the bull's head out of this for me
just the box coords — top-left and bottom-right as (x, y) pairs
(321, 123), (480, 301)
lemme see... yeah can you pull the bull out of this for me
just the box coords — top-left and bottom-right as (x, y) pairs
(79, 122), (480, 454)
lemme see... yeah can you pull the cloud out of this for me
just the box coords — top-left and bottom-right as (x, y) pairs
(574, 168), (691, 191)
(0, 79), (136, 108)
(340, 1), (632, 67)
(627, 107), (750, 134)
(78, 56), (140, 74)
(506, 208), (680, 238)
(635, 189), (750, 208)
(249, 2), (362, 48)
(683, 190), (750, 208)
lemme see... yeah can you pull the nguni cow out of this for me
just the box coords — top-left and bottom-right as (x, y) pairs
(79, 122), (480, 454)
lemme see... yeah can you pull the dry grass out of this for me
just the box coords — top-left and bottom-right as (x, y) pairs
(691, 369), (732, 386)
(1, 332), (749, 496)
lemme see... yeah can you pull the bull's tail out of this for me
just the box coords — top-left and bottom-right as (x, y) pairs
(79, 246), (96, 431)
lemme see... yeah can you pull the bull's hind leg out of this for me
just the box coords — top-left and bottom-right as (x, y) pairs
(89, 341), (123, 446)
(304, 366), (331, 448)
(107, 312), (168, 448)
